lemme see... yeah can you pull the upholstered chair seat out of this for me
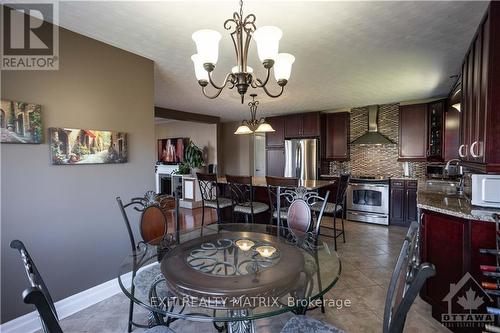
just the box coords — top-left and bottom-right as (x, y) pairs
(203, 197), (232, 209)
(234, 201), (269, 214)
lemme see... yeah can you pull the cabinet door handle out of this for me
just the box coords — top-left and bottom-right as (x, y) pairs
(458, 144), (468, 158)
(470, 141), (480, 158)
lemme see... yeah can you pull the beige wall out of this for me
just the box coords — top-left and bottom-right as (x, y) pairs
(1, 27), (155, 322)
(219, 121), (254, 176)
(155, 120), (217, 165)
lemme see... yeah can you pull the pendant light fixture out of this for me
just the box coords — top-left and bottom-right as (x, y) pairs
(191, 0), (295, 104)
(234, 94), (275, 135)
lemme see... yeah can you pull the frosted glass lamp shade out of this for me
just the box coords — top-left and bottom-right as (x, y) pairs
(192, 29), (221, 64)
(274, 53), (295, 82)
(255, 122), (275, 133)
(231, 66), (254, 74)
(234, 125), (253, 135)
(253, 26), (282, 62)
(191, 54), (209, 81)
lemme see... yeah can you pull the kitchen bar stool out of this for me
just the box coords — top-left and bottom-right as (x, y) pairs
(313, 174), (350, 251)
(196, 173), (232, 225)
(266, 176), (299, 226)
(225, 175), (269, 223)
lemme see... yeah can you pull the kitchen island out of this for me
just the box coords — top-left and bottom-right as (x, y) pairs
(417, 181), (499, 332)
(217, 176), (335, 190)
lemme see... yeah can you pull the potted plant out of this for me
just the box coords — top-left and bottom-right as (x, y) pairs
(185, 140), (205, 175)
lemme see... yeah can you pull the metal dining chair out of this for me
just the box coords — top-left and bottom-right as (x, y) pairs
(280, 221), (436, 333)
(196, 173), (232, 225)
(10, 240), (177, 333)
(276, 186), (330, 314)
(266, 176), (299, 225)
(313, 174), (350, 251)
(116, 190), (180, 332)
(225, 175), (269, 223)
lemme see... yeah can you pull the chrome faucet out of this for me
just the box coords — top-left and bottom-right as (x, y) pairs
(444, 159), (464, 194)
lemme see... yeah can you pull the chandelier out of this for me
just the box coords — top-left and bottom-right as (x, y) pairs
(191, 0), (295, 104)
(234, 94), (275, 134)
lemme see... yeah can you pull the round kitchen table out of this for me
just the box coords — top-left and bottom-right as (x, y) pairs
(118, 223), (341, 333)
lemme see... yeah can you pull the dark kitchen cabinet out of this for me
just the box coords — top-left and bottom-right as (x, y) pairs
(444, 85), (461, 161)
(285, 114), (302, 138)
(321, 112), (350, 161)
(420, 210), (496, 331)
(266, 148), (285, 177)
(285, 112), (320, 138)
(265, 116), (285, 147)
(398, 104), (428, 161)
(390, 179), (417, 226)
(427, 100), (445, 161)
(459, 3), (500, 172)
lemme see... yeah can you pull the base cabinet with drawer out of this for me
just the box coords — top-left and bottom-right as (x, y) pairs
(389, 179), (417, 226)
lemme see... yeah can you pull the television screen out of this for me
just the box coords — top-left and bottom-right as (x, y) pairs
(157, 138), (188, 164)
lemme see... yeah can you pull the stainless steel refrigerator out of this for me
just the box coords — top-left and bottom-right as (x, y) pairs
(284, 139), (318, 180)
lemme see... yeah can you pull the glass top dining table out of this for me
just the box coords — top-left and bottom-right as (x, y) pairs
(118, 223), (341, 329)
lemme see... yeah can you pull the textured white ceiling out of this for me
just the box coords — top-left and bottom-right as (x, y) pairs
(56, 1), (488, 121)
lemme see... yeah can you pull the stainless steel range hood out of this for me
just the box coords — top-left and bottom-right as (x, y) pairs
(351, 105), (395, 145)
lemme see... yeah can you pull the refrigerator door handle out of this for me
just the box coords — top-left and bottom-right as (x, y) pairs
(295, 143), (300, 178)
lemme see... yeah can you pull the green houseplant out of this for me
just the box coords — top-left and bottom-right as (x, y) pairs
(174, 140), (205, 175)
(185, 140), (205, 171)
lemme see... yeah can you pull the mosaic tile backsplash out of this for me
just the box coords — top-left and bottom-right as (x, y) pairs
(328, 103), (427, 179)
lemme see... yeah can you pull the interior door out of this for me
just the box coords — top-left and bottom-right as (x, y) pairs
(254, 134), (266, 177)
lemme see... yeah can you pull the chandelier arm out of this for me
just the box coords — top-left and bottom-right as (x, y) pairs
(208, 72), (234, 90)
(251, 68), (271, 88)
(261, 83), (285, 99)
(201, 85), (225, 99)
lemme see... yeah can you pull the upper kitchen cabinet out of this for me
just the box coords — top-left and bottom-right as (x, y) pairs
(459, 2), (500, 172)
(427, 100), (445, 161)
(284, 112), (320, 138)
(265, 116), (285, 147)
(399, 104), (428, 161)
(321, 112), (350, 161)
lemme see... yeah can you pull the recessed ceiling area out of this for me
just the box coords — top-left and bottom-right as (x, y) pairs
(56, 1), (488, 121)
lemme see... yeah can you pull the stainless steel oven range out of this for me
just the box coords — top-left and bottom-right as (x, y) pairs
(347, 176), (390, 225)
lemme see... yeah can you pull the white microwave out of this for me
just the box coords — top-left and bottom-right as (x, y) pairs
(471, 174), (500, 208)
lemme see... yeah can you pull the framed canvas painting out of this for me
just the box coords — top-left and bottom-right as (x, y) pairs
(0, 99), (42, 144)
(49, 128), (127, 165)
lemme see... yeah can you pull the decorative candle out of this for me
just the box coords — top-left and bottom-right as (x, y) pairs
(235, 239), (255, 251)
(256, 245), (276, 258)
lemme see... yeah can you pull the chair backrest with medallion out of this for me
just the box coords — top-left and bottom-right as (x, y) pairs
(281, 187), (329, 238)
(383, 221), (436, 333)
(116, 191), (173, 250)
(10, 240), (63, 333)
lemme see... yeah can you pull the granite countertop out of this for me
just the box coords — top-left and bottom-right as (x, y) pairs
(217, 176), (335, 190)
(417, 183), (500, 222)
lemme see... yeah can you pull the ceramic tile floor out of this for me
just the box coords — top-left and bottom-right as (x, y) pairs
(53, 218), (451, 333)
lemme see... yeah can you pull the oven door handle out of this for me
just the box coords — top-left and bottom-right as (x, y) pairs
(348, 211), (388, 218)
(349, 183), (388, 189)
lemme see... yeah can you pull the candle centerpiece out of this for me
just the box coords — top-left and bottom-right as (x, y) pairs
(235, 239), (255, 251)
(256, 245), (277, 258)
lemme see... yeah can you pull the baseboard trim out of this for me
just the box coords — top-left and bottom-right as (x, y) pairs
(1, 270), (135, 333)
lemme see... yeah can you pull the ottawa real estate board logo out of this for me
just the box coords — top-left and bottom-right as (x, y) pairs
(1, 3), (59, 70)
(441, 272), (494, 329)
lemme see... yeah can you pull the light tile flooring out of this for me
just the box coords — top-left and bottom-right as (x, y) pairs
(54, 214), (450, 333)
